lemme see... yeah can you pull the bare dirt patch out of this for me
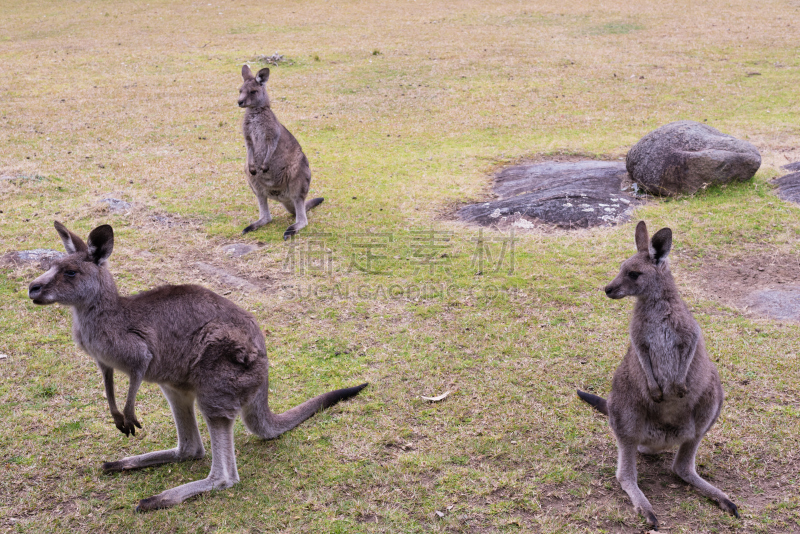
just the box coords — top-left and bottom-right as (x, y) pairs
(356, 512), (381, 524)
(542, 439), (795, 533)
(191, 261), (263, 293)
(680, 251), (800, 322)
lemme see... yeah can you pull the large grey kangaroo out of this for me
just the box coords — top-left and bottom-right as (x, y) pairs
(577, 221), (738, 529)
(28, 222), (367, 511)
(238, 64), (323, 239)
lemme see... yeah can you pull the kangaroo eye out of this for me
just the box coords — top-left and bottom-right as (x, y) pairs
(249, 90), (257, 94)
(64, 270), (77, 277)
(627, 271), (641, 280)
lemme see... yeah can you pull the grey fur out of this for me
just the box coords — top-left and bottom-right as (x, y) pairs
(238, 64), (323, 240)
(28, 222), (367, 511)
(578, 221), (738, 529)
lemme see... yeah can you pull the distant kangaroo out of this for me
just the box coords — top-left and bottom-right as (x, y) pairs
(577, 221), (738, 529)
(28, 222), (366, 511)
(238, 64), (323, 239)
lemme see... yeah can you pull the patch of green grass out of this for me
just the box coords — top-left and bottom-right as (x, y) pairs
(31, 384), (58, 399)
(587, 21), (645, 35)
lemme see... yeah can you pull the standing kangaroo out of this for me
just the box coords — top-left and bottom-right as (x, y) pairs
(28, 222), (367, 511)
(577, 221), (738, 529)
(238, 64), (323, 239)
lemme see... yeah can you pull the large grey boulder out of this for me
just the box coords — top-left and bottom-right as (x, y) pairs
(458, 161), (640, 229)
(627, 121), (761, 196)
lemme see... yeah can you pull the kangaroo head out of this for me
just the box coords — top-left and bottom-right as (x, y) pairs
(28, 222), (115, 306)
(604, 220), (672, 300)
(238, 64), (271, 109)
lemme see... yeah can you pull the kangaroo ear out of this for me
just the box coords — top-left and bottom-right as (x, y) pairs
(54, 221), (88, 254)
(255, 68), (270, 84)
(87, 225), (114, 266)
(242, 64), (253, 80)
(634, 220), (649, 254)
(651, 228), (672, 263)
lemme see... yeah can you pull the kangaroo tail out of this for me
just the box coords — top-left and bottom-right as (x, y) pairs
(577, 389), (608, 416)
(305, 197), (324, 211)
(242, 382), (367, 440)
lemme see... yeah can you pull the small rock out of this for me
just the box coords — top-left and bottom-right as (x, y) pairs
(1, 249), (65, 269)
(100, 198), (131, 212)
(150, 214), (181, 227)
(0, 354), (8, 360)
(512, 218), (535, 229)
(252, 52), (292, 66)
(220, 243), (258, 257)
(627, 120), (761, 196)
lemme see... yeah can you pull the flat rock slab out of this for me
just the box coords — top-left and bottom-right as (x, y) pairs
(458, 161), (640, 229)
(782, 162), (800, 171)
(746, 286), (800, 321)
(193, 262), (260, 292)
(1, 249), (66, 269)
(773, 172), (800, 203)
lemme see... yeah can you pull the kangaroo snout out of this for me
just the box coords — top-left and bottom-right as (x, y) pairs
(604, 283), (621, 299)
(28, 282), (43, 299)
(28, 269), (55, 304)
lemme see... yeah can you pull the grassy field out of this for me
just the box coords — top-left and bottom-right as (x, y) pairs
(1, 0), (799, 532)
